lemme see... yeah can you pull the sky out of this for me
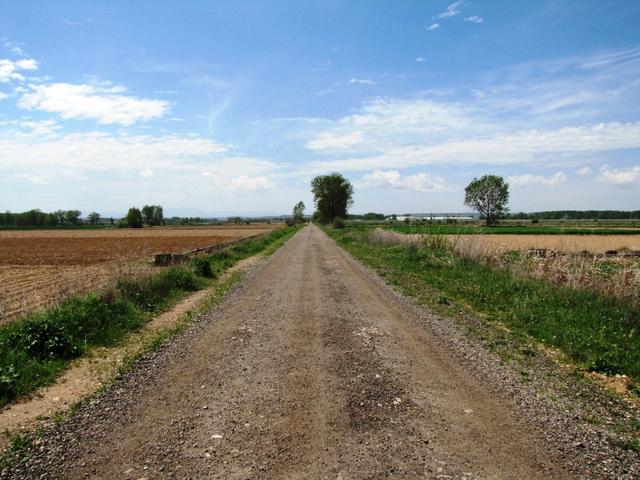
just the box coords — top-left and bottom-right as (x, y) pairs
(1, 0), (639, 217)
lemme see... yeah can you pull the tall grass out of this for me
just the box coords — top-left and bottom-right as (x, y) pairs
(367, 228), (640, 305)
(329, 227), (640, 381)
(388, 224), (640, 235)
(0, 226), (297, 408)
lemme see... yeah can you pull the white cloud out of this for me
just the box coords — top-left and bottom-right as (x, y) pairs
(416, 57), (427, 63)
(576, 166), (592, 176)
(18, 119), (60, 137)
(597, 165), (640, 186)
(464, 16), (483, 23)
(18, 83), (169, 125)
(0, 58), (39, 83)
(63, 19), (82, 27)
(0, 131), (231, 173)
(229, 175), (275, 192)
(317, 88), (334, 96)
(14, 173), (47, 185)
(437, 1), (463, 18)
(139, 168), (154, 177)
(508, 172), (567, 187)
(0, 92), (7, 100)
(15, 58), (38, 70)
(305, 98), (489, 154)
(349, 78), (375, 85)
(426, 23), (440, 31)
(359, 170), (445, 192)
(305, 120), (640, 175)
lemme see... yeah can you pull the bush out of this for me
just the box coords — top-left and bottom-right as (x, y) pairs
(8, 318), (78, 360)
(192, 257), (215, 278)
(333, 217), (346, 229)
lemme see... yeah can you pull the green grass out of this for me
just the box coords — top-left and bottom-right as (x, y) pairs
(327, 227), (640, 381)
(0, 226), (298, 408)
(386, 224), (640, 235)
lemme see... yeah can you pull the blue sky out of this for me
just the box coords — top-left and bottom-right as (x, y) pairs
(1, 0), (639, 216)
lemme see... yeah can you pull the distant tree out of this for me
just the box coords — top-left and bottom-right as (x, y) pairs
(141, 205), (164, 226)
(362, 212), (385, 221)
(54, 210), (66, 225)
(310, 173), (354, 223)
(151, 205), (164, 226)
(464, 175), (509, 226)
(125, 207), (143, 228)
(292, 201), (305, 223)
(64, 210), (81, 225)
(87, 212), (101, 225)
(390, 214), (398, 221)
(141, 205), (154, 225)
(109, 217), (115, 225)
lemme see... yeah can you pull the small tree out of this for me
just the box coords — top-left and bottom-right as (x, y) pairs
(310, 173), (353, 223)
(87, 212), (101, 225)
(464, 175), (509, 226)
(292, 201), (305, 223)
(125, 207), (143, 228)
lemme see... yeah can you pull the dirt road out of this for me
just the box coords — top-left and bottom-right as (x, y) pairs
(4, 225), (586, 478)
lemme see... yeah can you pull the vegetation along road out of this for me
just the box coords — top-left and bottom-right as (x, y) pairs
(3, 225), (637, 479)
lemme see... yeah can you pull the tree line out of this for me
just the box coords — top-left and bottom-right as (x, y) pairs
(0, 205), (165, 228)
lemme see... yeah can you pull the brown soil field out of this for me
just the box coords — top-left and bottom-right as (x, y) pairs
(448, 234), (640, 254)
(0, 225), (279, 323)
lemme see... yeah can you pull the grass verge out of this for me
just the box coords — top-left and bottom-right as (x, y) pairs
(0, 226), (298, 408)
(326, 226), (640, 381)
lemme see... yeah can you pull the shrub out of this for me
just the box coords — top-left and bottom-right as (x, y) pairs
(117, 267), (200, 311)
(8, 319), (78, 360)
(333, 217), (346, 229)
(192, 257), (215, 278)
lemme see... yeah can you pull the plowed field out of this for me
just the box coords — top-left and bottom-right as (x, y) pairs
(0, 225), (278, 323)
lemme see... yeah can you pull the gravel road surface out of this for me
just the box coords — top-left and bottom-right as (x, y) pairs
(4, 225), (612, 479)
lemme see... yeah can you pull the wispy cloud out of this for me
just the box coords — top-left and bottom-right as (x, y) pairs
(14, 173), (48, 185)
(415, 57), (427, 63)
(508, 172), (567, 187)
(437, 1), (463, 19)
(63, 19), (82, 27)
(358, 170), (445, 192)
(18, 82), (169, 126)
(426, 23), (440, 31)
(576, 166), (592, 176)
(464, 16), (483, 24)
(2, 38), (26, 56)
(349, 77), (375, 85)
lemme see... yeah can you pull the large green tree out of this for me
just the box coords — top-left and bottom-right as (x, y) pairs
(464, 175), (509, 226)
(310, 173), (354, 223)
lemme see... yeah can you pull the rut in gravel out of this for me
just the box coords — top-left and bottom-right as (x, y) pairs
(4, 224), (579, 479)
